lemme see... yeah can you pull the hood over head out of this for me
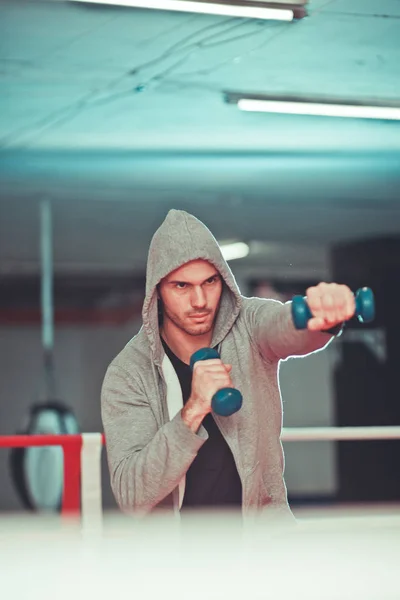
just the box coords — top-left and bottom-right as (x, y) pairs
(142, 209), (243, 365)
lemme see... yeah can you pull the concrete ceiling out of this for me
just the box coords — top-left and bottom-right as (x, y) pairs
(1, 0), (400, 276)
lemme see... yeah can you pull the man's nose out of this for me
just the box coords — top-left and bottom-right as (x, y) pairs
(191, 287), (207, 308)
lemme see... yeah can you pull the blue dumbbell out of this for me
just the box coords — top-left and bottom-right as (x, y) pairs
(291, 286), (375, 330)
(189, 347), (243, 417)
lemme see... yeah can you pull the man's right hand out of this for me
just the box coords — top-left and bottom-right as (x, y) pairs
(181, 359), (233, 433)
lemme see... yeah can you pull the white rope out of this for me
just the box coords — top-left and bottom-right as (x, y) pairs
(80, 433), (103, 534)
(77, 427), (400, 527)
(282, 426), (400, 442)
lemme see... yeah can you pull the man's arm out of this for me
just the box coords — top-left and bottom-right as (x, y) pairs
(244, 297), (337, 361)
(101, 364), (208, 514)
(244, 282), (353, 362)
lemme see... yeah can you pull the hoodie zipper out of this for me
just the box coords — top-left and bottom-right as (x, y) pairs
(157, 367), (171, 426)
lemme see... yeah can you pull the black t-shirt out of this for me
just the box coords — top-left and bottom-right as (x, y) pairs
(161, 338), (242, 510)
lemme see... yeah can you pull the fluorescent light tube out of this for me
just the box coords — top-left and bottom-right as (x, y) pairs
(220, 242), (250, 261)
(237, 98), (400, 121)
(70, 0), (294, 21)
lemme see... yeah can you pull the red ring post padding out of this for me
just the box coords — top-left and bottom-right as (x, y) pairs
(0, 434), (105, 515)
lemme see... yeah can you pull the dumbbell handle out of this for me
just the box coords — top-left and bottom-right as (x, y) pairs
(291, 286), (375, 330)
(190, 348), (243, 417)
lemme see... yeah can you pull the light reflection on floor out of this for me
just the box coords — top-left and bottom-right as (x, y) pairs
(1, 504), (399, 600)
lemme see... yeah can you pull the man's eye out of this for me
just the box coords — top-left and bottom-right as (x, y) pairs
(176, 283), (187, 289)
(206, 277), (217, 284)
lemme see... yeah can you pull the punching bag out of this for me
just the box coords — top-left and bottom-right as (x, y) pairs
(9, 402), (79, 511)
(9, 199), (80, 512)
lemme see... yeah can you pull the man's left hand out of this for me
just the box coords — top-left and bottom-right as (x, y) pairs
(305, 282), (355, 331)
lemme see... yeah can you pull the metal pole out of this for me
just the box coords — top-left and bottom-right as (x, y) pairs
(40, 199), (55, 398)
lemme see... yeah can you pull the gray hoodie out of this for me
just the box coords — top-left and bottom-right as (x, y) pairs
(101, 209), (336, 517)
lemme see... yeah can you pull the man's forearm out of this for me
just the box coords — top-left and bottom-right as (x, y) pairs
(248, 299), (337, 361)
(181, 398), (207, 433)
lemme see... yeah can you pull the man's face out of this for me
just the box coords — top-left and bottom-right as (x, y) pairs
(158, 260), (223, 336)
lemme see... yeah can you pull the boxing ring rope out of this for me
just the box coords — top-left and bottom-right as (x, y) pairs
(1, 427), (400, 521)
(281, 426), (400, 442)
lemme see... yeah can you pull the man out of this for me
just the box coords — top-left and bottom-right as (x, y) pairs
(101, 209), (354, 517)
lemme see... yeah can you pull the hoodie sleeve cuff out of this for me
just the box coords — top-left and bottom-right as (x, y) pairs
(322, 322), (345, 336)
(169, 410), (209, 452)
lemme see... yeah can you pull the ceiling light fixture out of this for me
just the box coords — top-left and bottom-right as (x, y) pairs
(220, 242), (250, 261)
(225, 92), (400, 121)
(69, 0), (294, 21)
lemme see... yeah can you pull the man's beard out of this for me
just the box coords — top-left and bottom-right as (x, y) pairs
(163, 307), (215, 336)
